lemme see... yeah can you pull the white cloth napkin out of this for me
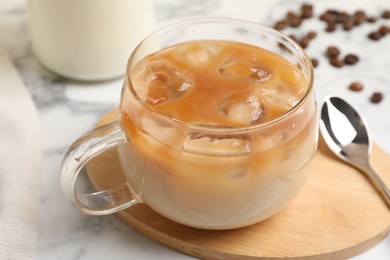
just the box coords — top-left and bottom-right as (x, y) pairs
(0, 50), (42, 259)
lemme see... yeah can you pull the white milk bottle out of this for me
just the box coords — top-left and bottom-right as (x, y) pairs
(27, 0), (155, 81)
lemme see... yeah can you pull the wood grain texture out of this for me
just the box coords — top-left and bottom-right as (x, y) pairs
(87, 109), (390, 259)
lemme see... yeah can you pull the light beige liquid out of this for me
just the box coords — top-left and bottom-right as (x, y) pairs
(119, 40), (317, 229)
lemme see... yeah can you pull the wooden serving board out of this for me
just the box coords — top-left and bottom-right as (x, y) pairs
(87, 109), (390, 259)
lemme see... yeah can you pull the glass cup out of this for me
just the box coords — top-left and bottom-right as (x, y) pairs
(61, 18), (317, 230)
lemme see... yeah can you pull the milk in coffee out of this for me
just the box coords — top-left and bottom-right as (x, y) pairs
(119, 40), (317, 229)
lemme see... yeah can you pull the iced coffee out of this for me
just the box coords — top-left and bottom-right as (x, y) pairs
(119, 40), (317, 229)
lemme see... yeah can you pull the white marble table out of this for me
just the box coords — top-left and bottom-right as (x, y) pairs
(1, 0), (389, 259)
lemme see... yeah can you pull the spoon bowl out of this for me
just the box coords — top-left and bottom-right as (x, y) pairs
(320, 96), (390, 208)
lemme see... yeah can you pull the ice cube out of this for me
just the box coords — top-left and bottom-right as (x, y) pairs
(218, 57), (272, 83)
(131, 57), (192, 105)
(250, 67), (272, 83)
(182, 133), (252, 156)
(219, 58), (253, 78)
(140, 116), (180, 146)
(259, 88), (299, 111)
(170, 42), (221, 67)
(274, 63), (307, 96)
(221, 93), (263, 125)
(255, 132), (289, 152)
(145, 79), (170, 105)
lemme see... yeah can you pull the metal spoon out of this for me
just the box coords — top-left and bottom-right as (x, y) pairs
(320, 96), (390, 208)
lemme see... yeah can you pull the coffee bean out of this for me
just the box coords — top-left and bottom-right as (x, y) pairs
(379, 25), (390, 36)
(330, 58), (344, 68)
(326, 22), (337, 32)
(286, 11), (302, 27)
(354, 10), (366, 21)
(287, 11), (301, 24)
(370, 92), (384, 103)
(320, 13), (334, 23)
(299, 37), (310, 49)
(311, 58), (319, 68)
(327, 9), (340, 17)
(289, 17), (302, 27)
(353, 16), (365, 26)
(382, 10), (390, 19)
(301, 10), (314, 19)
(287, 11), (298, 19)
(301, 4), (314, 19)
(337, 12), (350, 23)
(326, 46), (341, 58)
(344, 54), (359, 65)
(368, 31), (383, 40)
(343, 21), (354, 31)
(307, 31), (317, 39)
(348, 82), (364, 91)
(367, 25), (390, 40)
(367, 17), (377, 23)
(301, 3), (313, 12)
(355, 10), (365, 17)
(274, 20), (288, 30)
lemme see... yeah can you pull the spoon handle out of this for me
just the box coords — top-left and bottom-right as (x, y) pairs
(360, 163), (390, 209)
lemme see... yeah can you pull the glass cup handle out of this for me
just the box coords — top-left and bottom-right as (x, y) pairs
(60, 121), (137, 215)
